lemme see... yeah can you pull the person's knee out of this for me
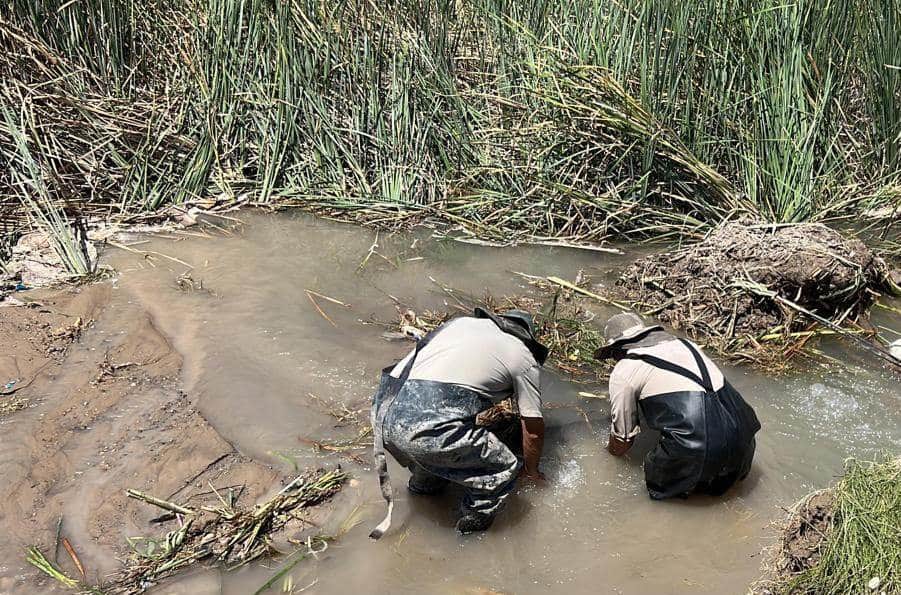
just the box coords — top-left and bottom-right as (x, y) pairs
(408, 470), (447, 495)
(488, 456), (521, 492)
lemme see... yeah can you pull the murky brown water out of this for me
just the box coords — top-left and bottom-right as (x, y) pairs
(12, 211), (901, 594)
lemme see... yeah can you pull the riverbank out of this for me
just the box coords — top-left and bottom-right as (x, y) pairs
(756, 458), (900, 595)
(0, 283), (284, 592)
(3, 1), (900, 274)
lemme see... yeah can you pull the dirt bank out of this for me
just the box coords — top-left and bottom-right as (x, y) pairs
(755, 458), (900, 595)
(616, 222), (896, 365)
(0, 283), (279, 592)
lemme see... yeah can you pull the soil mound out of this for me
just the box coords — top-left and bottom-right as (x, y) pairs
(778, 492), (834, 575)
(617, 222), (892, 361)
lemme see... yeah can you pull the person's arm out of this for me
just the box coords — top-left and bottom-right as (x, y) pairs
(607, 361), (641, 457)
(521, 416), (545, 480)
(607, 434), (633, 456)
(513, 362), (545, 480)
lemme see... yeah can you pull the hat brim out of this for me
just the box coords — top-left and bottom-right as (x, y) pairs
(593, 324), (663, 360)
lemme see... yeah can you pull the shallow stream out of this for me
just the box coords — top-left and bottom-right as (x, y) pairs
(28, 212), (901, 593)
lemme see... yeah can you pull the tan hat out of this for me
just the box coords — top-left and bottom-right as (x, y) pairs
(593, 312), (662, 360)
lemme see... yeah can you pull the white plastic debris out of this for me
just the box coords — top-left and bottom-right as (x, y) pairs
(890, 339), (901, 362)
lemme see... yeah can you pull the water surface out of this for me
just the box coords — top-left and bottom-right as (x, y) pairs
(104, 211), (901, 594)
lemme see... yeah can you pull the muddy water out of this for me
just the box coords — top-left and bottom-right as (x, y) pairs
(96, 212), (900, 593)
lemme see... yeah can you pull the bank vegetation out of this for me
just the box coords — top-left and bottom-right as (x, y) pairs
(2, 0), (900, 271)
(756, 457), (900, 595)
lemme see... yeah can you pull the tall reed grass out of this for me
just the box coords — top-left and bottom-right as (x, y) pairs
(1, 0), (899, 269)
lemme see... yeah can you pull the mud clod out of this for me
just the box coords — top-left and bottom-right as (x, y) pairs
(780, 491), (834, 575)
(617, 222), (892, 362)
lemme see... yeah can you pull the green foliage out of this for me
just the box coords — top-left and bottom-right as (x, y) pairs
(2, 109), (93, 275)
(2, 0), (900, 271)
(787, 458), (901, 595)
(25, 546), (79, 590)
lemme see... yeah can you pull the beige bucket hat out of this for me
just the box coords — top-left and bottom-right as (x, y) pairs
(593, 312), (663, 360)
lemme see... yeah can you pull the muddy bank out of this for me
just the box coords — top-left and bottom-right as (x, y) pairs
(0, 285), (101, 403)
(617, 222), (898, 367)
(0, 283), (279, 592)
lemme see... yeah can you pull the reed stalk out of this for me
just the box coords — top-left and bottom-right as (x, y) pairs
(2, 0), (899, 272)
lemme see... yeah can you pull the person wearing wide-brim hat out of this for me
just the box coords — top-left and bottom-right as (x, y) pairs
(594, 312), (760, 500)
(370, 307), (549, 538)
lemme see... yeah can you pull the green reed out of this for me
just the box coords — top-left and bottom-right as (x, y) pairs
(2, 0), (899, 273)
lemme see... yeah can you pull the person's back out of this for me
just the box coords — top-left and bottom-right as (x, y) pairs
(596, 313), (760, 500)
(608, 338), (725, 442)
(371, 309), (548, 537)
(615, 338), (724, 396)
(390, 317), (542, 417)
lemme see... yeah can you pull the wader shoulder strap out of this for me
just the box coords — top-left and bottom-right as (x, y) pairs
(677, 339), (712, 392)
(623, 340), (713, 392)
(369, 328), (439, 540)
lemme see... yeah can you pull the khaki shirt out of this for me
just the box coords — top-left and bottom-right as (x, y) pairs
(608, 339), (725, 440)
(391, 317), (542, 418)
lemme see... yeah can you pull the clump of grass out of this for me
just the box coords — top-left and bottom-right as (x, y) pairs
(2, 109), (94, 276)
(759, 457), (901, 595)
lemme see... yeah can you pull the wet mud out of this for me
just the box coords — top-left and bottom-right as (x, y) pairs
(778, 492), (834, 575)
(0, 284), (278, 592)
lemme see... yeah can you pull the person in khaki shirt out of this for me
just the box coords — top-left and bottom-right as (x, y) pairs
(370, 308), (548, 538)
(594, 313), (760, 500)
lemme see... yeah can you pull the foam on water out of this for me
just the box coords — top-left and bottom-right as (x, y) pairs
(783, 369), (901, 453)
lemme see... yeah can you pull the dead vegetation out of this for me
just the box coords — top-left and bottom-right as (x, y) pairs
(93, 351), (140, 384)
(28, 469), (347, 594)
(0, 396), (28, 415)
(616, 222), (900, 367)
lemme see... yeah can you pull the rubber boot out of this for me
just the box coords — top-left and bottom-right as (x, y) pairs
(455, 512), (494, 534)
